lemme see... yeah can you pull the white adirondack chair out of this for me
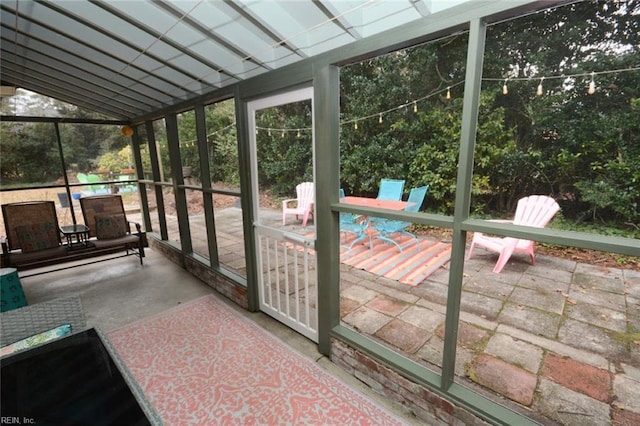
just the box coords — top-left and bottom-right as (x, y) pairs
(466, 195), (560, 273)
(282, 182), (315, 226)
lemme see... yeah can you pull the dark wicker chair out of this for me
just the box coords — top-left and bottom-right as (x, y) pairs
(79, 195), (145, 264)
(1, 201), (68, 270)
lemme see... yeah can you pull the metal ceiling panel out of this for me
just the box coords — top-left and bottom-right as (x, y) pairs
(0, 0), (472, 120)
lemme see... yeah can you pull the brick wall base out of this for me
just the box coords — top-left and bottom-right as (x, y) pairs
(149, 237), (248, 309)
(148, 238), (184, 266)
(331, 338), (488, 426)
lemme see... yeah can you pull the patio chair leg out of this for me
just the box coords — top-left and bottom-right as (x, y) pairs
(408, 232), (420, 249)
(466, 241), (476, 259)
(374, 233), (403, 253)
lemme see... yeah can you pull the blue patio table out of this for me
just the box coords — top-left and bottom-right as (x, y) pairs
(340, 196), (414, 248)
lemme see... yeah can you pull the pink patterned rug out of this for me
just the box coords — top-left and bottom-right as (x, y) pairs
(108, 295), (406, 425)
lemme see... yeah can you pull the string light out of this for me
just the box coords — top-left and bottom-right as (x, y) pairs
(176, 67), (637, 141)
(250, 67), (637, 134)
(536, 77), (544, 96)
(296, 130), (301, 138)
(178, 122), (236, 147)
(588, 72), (596, 95)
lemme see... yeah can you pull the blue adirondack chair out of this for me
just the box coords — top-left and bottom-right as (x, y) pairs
(377, 179), (405, 201)
(371, 185), (429, 252)
(339, 188), (371, 251)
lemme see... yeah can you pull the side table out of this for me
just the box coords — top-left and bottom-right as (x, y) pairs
(59, 224), (91, 250)
(1, 268), (27, 312)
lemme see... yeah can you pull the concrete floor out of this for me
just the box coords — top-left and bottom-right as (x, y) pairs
(18, 248), (422, 425)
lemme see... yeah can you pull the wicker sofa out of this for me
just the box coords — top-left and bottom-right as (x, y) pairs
(1, 196), (145, 275)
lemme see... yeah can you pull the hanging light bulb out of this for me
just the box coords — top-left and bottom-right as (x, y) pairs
(354, 121), (358, 130)
(502, 79), (508, 95)
(281, 130), (285, 138)
(413, 101), (417, 113)
(588, 72), (596, 95)
(268, 128), (272, 136)
(296, 130), (301, 138)
(255, 129), (259, 135)
(536, 77), (544, 96)
(446, 87), (451, 99)
(379, 113), (383, 124)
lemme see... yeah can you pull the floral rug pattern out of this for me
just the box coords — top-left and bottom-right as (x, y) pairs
(109, 295), (405, 425)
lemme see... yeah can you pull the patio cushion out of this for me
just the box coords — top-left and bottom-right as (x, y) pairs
(15, 222), (60, 253)
(0, 323), (72, 357)
(95, 214), (127, 240)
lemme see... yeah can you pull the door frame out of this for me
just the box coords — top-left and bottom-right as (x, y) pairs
(247, 86), (318, 341)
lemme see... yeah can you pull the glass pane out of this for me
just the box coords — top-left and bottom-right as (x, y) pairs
(255, 99), (313, 234)
(0, 121), (62, 189)
(144, 184), (159, 234)
(60, 121), (137, 200)
(339, 32), (466, 373)
(136, 124), (153, 181)
(205, 99), (240, 192)
(177, 110), (199, 187)
(339, 222), (452, 373)
(214, 194), (246, 277)
(339, 32), (467, 208)
(471, 2), (639, 243)
(204, 98), (244, 276)
(162, 186), (180, 245)
(136, 124), (162, 235)
(185, 188), (208, 258)
(153, 119), (171, 182)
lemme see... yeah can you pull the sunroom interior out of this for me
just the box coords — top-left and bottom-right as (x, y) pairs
(2, 0), (639, 425)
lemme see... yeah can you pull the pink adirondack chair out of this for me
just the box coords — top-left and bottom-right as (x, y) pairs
(466, 195), (560, 273)
(282, 182), (315, 226)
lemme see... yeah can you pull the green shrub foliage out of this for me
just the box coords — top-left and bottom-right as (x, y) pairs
(337, 0), (639, 227)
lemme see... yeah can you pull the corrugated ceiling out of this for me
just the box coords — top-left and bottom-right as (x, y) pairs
(0, 0), (470, 120)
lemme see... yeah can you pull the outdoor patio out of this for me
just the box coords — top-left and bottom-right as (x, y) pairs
(144, 205), (640, 425)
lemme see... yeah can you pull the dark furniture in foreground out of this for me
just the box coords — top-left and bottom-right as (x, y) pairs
(1, 297), (161, 424)
(1, 196), (145, 276)
(1, 327), (162, 425)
